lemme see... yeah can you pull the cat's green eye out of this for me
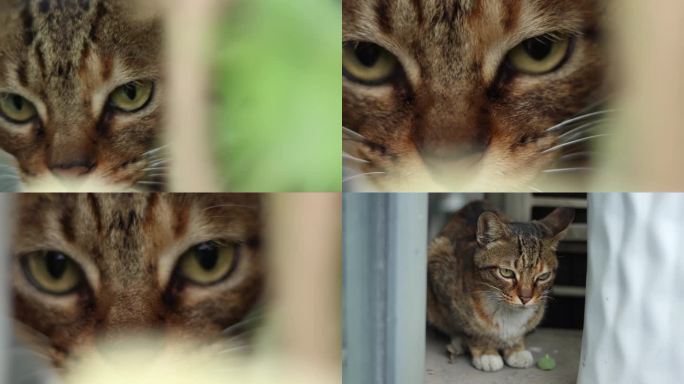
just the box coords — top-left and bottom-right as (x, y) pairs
(499, 268), (516, 279)
(507, 35), (571, 75)
(177, 242), (238, 285)
(109, 81), (154, 112)
(0, 93), (38, 124)
(22, 251), (82, 295)
(343, 42), (399, 84)
(537, 272), (552, 282)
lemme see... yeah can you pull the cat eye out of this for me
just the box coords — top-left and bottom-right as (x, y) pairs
(536, 272), (552, 282)
(507, 34), (571, 75)
(0, 93), (38, 124)
(343, 42), (400, 85)
(498, 268), (516, 279)
(176, 242), (239, 286)
(109, 80), (154, 112)
(21, 251), (83, 295)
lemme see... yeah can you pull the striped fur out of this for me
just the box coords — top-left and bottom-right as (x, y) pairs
(12, 193), (263, 369)
(0, 0), (163, 190)
(427, 200), (574, 371)
(343, 0), (607, 190)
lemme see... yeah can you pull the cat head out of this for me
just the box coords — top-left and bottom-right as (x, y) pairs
(343, 0), (607, 190)
(0, 0), (164, 191)
(11, 193), (263, 368)
(472, 207), (574, 307)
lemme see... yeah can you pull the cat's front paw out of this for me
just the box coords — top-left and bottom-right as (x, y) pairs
(504, 349), (534, 368)
(472, 353), (504, 372)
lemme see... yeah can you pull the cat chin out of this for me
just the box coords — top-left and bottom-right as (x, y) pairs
(19, 175), (139, 193)
(58, 337), (332, 384)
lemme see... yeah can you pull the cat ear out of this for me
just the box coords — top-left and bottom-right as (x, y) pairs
(538, 208), (575, 248)
(476, 212), (510, 248)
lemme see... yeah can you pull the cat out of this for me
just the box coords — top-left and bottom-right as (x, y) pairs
(11, 193), (264, 371)
(426, 200), (573, 371)
(0, 0), (165, 192)
(343, 0), (609, 191)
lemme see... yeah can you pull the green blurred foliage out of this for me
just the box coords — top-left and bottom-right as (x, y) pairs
(213, 0), (341, 192)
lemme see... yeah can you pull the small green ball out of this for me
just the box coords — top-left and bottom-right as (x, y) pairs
(537, 354), (556, 370)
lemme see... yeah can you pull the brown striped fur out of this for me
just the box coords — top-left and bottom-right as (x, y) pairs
(343, 0), (606, 190)
(12, 193), (263, 369)
(0, 0), (163, 190)
(427, 200), (573, 371)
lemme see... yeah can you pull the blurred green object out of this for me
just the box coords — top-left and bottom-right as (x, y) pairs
(537, 354), (556, 370)
(213, 0), (341, 191)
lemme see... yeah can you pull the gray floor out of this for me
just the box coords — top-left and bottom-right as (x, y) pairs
(425, 328), (582, 384)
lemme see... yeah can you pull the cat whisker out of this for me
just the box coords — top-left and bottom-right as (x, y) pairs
(541, 134), (609, 154)
(142, 167), (168, 172)
(556, 119), (610, 140)
(202, 204), (260, 213)
(216, 344), (252, 355)
(136, 181), (164, 186)
(557, 152), (594, 162)
(343, 153), (370, 165)
(141, 145), (168, 157)
(221, 309), (266, 335)
(542, 167), (593, 174)
(342, 126), (367, 142)
(545, 110), (616, 133)
(343, 172), (387, 183)
(147, 159), (169, 168)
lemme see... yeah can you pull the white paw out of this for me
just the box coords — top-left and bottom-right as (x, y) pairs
(505, 349), (534, 368)
(472, 353), (504, 371)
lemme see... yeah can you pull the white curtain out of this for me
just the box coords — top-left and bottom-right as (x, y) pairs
(580, 193), (684, 384)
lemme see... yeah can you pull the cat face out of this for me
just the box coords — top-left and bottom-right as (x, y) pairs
(343, 0), (607, 190)
(472, 207), (574, 307)
(0, 0), (163, 191)
(11, 193), (263, 368)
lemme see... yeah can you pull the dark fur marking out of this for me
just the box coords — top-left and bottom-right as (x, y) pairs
(89, 0), (108, 41)
(17, 61), (28, 87)
(502, 0), (521, 32)
(21, 5), (35, 46)
(410, 0), (424, 26)
(173, 206), (189, 239)
(39, 0), (50, 14)
(34, 41), (46, 75)
(59, 212), (76, 243)
(87, 194), (103, 234)
(375, 0), (393, 34)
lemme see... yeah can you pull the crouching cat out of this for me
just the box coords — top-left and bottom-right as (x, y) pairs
(427, 201), (574, 371)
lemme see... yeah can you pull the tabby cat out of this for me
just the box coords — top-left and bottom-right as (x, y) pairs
(11, 193), (263, 371)
(427, 200), (573, 371)
(343, 0), (608, 191)
(0, 0), (164, 192)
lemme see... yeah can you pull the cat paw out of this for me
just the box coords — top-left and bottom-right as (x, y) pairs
(504, 350), (534, 368)
(472, 354), (504, 371)
(446, 338), (464, 364)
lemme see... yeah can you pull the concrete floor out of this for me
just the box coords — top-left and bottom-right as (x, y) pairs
(425, 328), (582, 384)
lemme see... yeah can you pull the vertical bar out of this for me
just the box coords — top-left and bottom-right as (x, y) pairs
(166, 0), (220, 191)
(0, 194), (10, 383)
(267, 193), (342, 375)
(386, 194), (428, 384)
(343, 193), (428, 384)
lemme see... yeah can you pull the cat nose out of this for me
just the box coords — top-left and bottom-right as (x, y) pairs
(49, 161), (96, 178)
(519, 295), (532, 305)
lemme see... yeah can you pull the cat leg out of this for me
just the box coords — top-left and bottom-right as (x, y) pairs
(468, 343), (504, 372)
(503, 339), (534, 368)
(445, 336), (465, 364)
